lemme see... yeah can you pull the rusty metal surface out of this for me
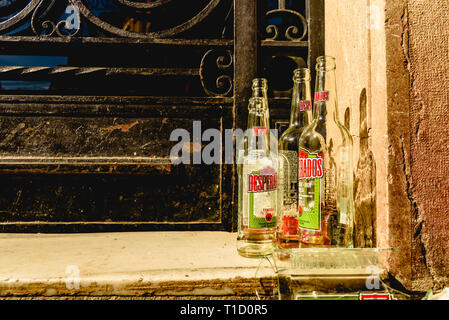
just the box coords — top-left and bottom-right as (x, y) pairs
(0, 65), (200, 78)
(0, 166), (222, 230)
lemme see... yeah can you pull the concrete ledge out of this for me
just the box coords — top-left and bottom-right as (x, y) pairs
(0, 232), (277, 299)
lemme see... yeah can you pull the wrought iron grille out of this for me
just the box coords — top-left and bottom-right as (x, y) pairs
(0, 0), (323, 232)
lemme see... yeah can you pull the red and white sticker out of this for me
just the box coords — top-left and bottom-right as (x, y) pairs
(314, 91), (329, 102)
(300, 100), (312, 111)
(253, 127), (268, 136)
(360, 293), (392, 300)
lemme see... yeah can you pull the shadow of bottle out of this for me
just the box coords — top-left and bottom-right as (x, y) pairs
(353, 88), (377, 248)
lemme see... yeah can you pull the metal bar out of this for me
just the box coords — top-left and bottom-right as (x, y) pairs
(0, 36), (234, 47)
(232, 0), (258, 231)
(0, 156), (173, 165)
(278, 0), (286, 10)
(0, 222), (225, 233)
(0, 95), (234, 105)
(0, 66), (200, 80)
(0, 103), (231, 118)
(308, 0), (325, 84)
(261, 40), (309, 47)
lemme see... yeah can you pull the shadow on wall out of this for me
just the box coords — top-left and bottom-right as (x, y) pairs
(353, 88), (377, 248)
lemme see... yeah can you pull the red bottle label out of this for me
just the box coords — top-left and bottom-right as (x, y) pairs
(298, 150), (324, 180)
(300, 100), (312, 111)
(360, 294), (392, 301)
(314, 91), (329, 102)
(248, 168), (278, 193)
(253, 127), (268, 136)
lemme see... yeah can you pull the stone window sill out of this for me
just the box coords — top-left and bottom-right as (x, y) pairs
(0, 232), (275, 299)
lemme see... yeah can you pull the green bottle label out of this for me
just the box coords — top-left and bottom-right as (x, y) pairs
(297, 149), (324, 231)
(247, 168), (277, 229)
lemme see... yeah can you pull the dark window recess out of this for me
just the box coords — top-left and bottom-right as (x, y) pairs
(0, 0), (323, 232)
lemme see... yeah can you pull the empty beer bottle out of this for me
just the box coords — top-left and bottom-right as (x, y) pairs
(277, 68), (313, 249)
(237, 78), (278, 258)
(298, 56), (354, 247)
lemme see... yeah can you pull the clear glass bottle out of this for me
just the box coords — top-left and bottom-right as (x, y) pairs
(298, 56), (354, 247)
(237, 78), (278, 258)
(277, 68), (313, 249)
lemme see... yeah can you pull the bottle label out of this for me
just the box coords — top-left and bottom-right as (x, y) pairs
(253, 127), (268, 136)
(314, 91), (329, 102)
(300, 100), (312, 111)
(247, 168), (277, 229)
(279, 150), (298, 216)
(297, 149), (324, 231)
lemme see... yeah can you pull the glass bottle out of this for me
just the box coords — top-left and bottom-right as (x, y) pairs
(298, 56), (354, 247)
(237, 78), (278, 258)
(277, 68), (313, 249)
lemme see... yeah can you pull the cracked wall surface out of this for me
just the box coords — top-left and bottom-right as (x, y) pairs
(406, 0), (449, 290)
(384, 0), (449, 291)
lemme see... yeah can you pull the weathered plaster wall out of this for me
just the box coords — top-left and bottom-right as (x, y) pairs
(326, 0), (449, 291)
(385, 0), (449, 291)
(406, 0), (449, 290)
(325, 0), (388, 249)
(384, 0), (420, 290)
(368, 0), (388, 252)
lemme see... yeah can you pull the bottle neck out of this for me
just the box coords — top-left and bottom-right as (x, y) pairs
(312, 88), (328, 139)
(290, 79), (312, 128)
(247, 97), (271, 153)
(252, 88), (268, 100)
(315, 67), (342, 125)
(313, 100), (327, 131)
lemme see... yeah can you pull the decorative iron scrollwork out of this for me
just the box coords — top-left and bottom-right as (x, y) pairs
(199, 49), (233, 97)
(0, 0), (41, 34)
(115, 0), (173, 9)
(31, 0), (81, 36)
(0, 0), (225, 38)
(263, 0), (308, 42)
